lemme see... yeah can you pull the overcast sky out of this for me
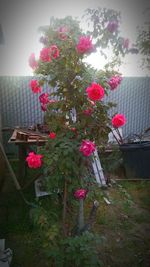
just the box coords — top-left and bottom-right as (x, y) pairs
(0, 0), (149, 76)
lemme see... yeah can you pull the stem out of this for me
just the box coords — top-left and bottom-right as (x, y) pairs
(63, 179), (67, 236)
(111, 129), (121, 145)
(116, 128), (124, 144)
(78, 199), (84, 232)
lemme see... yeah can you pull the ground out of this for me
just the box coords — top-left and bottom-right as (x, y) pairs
(0, 159), (150, 267)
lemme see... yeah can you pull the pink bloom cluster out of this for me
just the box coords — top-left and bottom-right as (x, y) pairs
(76, 36), (94, 54)
(80, 140), (96, 157)
(29, 53), (38, 69)
(41, 98), (57, 112)
(39, 93), (49, 112)
(39, 93), (49, 105)
(107, 21), (118, 33)
(50, 45), (60, 59)
(29, 80), (42, 94)
(40, 45), (60, 62)
(58, 26), (68, 40)
(26, 152), (43, 169)
(108, 76), (122, 90)
(86, 82), (105, 101)
(112, 114), (126, 128)
(74, 189), (88, 200)
(40, 47), (51, 62)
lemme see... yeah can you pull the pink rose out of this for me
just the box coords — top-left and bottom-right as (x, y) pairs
(107, 21), (118, 33)
(76, 36), (94, 54)
(58, 26), (68, 40)
(74, 189), (88, 200)
(86, 82), (105, 101)
(39, 93), (49, 105)
(49, 132), (56, 139)
(108, 75), (122, 90)
(83, 107), (93, 115)
(29, 80), (42, 93)
(26, 152), (43, 169)
(28, 53), (38, 69)
(50, 45), (60, 59)
(112, 114), (126, 128)
(80, 140), (96, 157)
(40, 47), (51, 62)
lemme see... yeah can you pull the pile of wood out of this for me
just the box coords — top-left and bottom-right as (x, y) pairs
(9, 128), (48, 143)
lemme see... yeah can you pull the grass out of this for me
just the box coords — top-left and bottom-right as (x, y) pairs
(94, 180), (150, 267)
(0, 159), (150, 267)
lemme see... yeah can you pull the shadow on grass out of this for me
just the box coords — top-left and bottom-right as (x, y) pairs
(0, 159), (150, 267)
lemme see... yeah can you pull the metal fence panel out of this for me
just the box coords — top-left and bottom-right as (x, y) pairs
(0, 76), (150, 138)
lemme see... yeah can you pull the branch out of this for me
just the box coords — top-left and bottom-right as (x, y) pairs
(62, 179), (67, 236)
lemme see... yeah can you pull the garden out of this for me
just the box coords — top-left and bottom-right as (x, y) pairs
(0, 6), (150, 267)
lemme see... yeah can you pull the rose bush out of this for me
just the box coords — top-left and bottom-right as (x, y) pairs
(27, 12), (128, 221)
(25, 9), (133, 265)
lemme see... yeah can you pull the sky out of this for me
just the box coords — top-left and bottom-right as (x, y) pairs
(0, 0), (150, 76)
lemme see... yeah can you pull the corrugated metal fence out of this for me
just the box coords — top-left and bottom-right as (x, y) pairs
(106, 76), (150, 137)
(0, 76), (150, 153)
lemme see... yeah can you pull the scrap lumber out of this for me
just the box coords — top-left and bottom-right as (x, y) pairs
(9, 128), (48, 143)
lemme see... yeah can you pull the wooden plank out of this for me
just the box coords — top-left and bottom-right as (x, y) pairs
(8, 139), (47, 144)
(9, 129), (17, 141)
(8, 128), (48, 144)
(92, 149), (106, 186)
(18, 128), (48, 138)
